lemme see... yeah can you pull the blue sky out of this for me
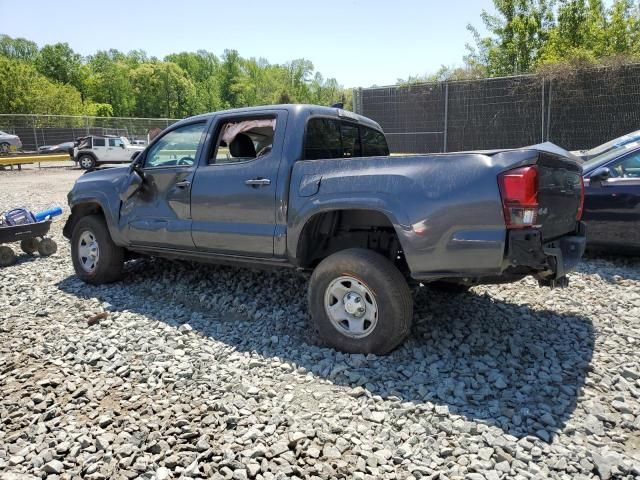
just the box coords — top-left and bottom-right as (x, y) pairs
(0, 0), (493, 88)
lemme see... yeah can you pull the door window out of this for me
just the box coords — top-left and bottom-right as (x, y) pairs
(145, 122), (206, 168)
(361, 127), (389, 156)
(93, 138), (105, 147)
(211, 117), (276, 164)
(304, 118), (388, 160)
(611, 151), (640, 178)
(108, 138), (124, 147)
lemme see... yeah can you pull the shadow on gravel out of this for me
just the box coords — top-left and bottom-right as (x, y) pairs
(57, 258), (595, 441)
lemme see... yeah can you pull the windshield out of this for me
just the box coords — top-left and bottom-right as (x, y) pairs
(120, 137), (131, 145)
(583, 140), (640, 172)
(585, 130), (640, 157)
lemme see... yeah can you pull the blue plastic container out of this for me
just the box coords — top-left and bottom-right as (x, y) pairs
(33, 206), (63, 222)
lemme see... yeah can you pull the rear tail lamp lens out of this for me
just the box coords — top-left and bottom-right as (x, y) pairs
(498, 166), (539, 229)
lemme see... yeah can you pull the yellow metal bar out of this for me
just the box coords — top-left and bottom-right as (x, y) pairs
(0, 154), (71, 166)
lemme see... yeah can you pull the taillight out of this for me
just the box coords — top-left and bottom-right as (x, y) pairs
(498, 166), (539, 229)
(576, 176), (585, 221)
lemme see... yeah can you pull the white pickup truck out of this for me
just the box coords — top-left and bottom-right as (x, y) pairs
(75, 135), (145, 170)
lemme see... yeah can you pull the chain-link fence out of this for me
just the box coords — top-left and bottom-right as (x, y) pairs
(0, 115), (180, 152)
(353, 63), (640, 153)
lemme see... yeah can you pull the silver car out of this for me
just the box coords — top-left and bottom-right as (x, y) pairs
(0, 130), (22, 154)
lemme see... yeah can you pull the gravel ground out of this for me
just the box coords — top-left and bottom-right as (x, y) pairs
(1, 168), (639, 480)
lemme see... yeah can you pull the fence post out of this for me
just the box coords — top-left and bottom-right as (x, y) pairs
(32, 117), (39, 151)
(443, 83), (449, 153)
(84, 116), (89, 135)
(541, 79), (545, 143)
(546, 79), (552, 142)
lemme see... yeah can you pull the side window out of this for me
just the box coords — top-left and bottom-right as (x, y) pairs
(361, 127), (389, 157)
(93, 138), (106, 147)
(304, 118), (387, 160)
(341, 122), (361, 158)
(145, 122), (206, 168)
(304, 118), (342, 160)
(211, 117), (276, 164)
(614, 152), (640, 178)
(108, 138), (123, 147)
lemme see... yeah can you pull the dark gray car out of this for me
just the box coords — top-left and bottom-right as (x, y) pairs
(64, 104), (586, 354)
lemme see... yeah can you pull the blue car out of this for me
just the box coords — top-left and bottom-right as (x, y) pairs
(582, 141), (640, 252)
(573, 129), (640, 161)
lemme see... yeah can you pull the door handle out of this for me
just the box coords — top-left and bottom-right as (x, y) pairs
(175, 180), (191, 188)
(245, 178), (271, 187)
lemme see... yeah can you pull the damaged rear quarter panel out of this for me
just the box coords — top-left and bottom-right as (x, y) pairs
(287, 151), (538, 277)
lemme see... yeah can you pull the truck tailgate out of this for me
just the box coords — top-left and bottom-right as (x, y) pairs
(536, 152), (583, 241)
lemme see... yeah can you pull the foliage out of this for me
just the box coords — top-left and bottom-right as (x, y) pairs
(0, 34), (350, 118)
(467, 0), (640, 77)
(0, 56), (85, 115)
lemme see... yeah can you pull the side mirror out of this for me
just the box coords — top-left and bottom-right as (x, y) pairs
(590, 167), (611, 184)
(120, 143), (125, 149)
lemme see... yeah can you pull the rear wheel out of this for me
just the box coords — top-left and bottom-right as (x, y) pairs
(71, 215), (124, 284)
(0, 246), (17, 267)
(37, 238), (57, 257)
(78, 154), (96, 170)
(309, 248), (413, 355)
(20, 238), (40, 255)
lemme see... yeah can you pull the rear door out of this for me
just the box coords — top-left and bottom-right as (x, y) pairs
(190, 110), (287, 257)
(584, 150), (640, 248)
(106, 137), (125, 162)
(120, 120), (208, 249)
(91, 137), (108, 162)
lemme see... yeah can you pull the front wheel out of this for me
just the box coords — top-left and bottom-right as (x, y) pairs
(71, 215), (124, 284)
(78, 154), (96, 170)
(0, 246), (16, 267)
(308, 248), (413, 355)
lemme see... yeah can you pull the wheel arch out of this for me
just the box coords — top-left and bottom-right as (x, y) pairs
(292, 207), (410, 272)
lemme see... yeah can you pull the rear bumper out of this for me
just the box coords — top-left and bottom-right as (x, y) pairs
(414, 222), (586, 287)
(507, 222), (586, 285)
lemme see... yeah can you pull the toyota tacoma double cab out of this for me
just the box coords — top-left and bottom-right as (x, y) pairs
(74, 135), (145, 170)
(64, 104), (586, 354)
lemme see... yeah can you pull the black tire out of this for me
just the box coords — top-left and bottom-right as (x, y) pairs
(0, 246), (17, 267)
(308, 248), (413, 355)
(71, 215), (124, 284)
(78, 154), (96, 170)
(0, 142), (10, 154)
(37, 238), (57, 257)
(20, 238), (40, 255)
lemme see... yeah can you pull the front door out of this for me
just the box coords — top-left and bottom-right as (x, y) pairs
(190, 110), (287, 257)
(106, 137), (125, 162)
(120, 121), (208, 249)
(584, 150), (640, 248)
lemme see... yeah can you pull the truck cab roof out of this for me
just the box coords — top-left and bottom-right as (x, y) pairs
(173, 104), (383, 132)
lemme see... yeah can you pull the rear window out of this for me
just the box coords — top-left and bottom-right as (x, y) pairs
(304, 118), (388, 160)
(361, 127), (389, 156)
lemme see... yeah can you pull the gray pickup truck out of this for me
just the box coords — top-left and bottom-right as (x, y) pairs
(64, 104), (586, 354)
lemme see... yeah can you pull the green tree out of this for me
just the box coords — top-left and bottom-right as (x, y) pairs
(35, 43), (86, 92)
(218, 49), (246, 108)
(0, 56), (85, 115)
(467, 0), (555, 75)
(131, 62), (196, 117)
(0, 34), (38, 61)
(86, 60), (135, 116)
